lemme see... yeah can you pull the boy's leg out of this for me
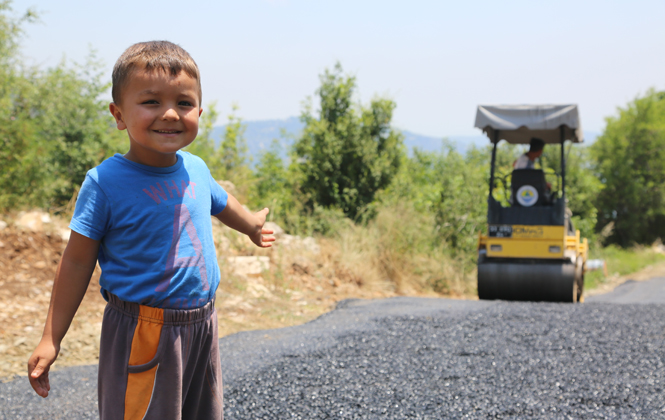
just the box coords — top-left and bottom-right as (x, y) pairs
(98, 295), (181, 420)
(98, 295), (223, 420)
(180, 308), (224, 419)
(98, 300), (133, 419)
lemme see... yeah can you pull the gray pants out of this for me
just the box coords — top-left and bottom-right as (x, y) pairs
(98, 294), (223, 420)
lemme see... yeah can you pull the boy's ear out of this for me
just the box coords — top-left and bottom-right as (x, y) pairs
(199, 107), (203, 117)
(109, 103), (127, 130)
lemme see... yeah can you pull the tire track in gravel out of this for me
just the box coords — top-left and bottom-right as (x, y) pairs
(2, 279), (665, 419)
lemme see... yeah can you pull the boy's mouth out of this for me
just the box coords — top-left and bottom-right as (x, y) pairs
(154, 129), (182, 134)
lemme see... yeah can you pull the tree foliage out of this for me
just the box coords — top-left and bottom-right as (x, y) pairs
(377, 143), (488, 255)
(540, 144), (603, 242)
(219, 104), (249, 177)
(187, 102), (252, 200)
(294, 63), (404, 219)
(253, 139), (289, 207)
(186, 100), (220, 174)
(591, 90), (665, 246)
(0, 2), (121, 211)
(187, 103), (248, 181)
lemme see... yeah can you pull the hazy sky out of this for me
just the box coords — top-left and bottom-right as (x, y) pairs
(9, 0), (665, 137)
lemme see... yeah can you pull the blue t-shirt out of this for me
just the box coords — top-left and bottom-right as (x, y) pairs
(70, 151), (228, 309)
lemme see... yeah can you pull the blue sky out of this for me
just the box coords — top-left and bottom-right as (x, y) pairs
(9, 0), (665, 137)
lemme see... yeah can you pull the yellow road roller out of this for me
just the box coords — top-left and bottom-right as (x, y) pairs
(475, 105), (588, 302)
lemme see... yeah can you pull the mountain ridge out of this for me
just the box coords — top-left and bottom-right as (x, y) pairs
(210, 117), (599, 161)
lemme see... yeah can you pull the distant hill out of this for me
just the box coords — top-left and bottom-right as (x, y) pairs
(210, 117), (599, 163)
(210, 117), (300, 157)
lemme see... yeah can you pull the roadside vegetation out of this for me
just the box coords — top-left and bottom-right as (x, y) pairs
(2, 0), (665, 298)
(585, 245), (665, 290)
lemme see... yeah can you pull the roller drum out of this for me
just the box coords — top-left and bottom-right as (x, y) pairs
(478, 259), (576, 302)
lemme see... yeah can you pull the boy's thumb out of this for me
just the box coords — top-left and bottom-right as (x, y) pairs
(31, 360), (47, 377)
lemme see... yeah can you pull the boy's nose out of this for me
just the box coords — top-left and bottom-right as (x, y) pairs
(162, 108), (180, 121)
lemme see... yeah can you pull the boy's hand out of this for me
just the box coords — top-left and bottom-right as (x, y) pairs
(28, 340), (60, 398)
(250, 208), (275, 248)
(215, 197), (276, 247)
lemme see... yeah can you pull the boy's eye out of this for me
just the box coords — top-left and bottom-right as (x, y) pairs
(179, 101), (194, 107)
(142, 100), (159, 105)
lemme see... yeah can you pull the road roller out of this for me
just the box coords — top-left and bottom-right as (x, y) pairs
(475, 105), (588, 302)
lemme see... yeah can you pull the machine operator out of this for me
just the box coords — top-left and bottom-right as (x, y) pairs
(513, 137), (545, 169)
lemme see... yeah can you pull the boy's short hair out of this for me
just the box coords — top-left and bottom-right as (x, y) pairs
(112, 40), (202, 105)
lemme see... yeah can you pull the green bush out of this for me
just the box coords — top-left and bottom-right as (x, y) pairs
(592, 90), (665, 246)
(377, 143), (488, 256)
(0, 3), (122, 212)
(294, 63), (404, 219)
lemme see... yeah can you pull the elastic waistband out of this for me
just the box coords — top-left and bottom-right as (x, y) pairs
(107, 293), (215, 326)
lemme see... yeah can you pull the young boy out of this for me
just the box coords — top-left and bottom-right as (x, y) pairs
(27, 40), (273, 419)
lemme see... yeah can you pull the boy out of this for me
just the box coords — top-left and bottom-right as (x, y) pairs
(27, 40), (273, 419)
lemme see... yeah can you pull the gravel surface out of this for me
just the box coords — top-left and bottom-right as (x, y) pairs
(3, 280), (665, 419)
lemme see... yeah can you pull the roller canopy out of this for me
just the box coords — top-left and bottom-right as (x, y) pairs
(475, 104), (583, 144)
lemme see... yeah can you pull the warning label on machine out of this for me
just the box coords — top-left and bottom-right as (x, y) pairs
(512, 226), (545, 238)
(488, 225), (512, 238)
(488, 225), (561, 239)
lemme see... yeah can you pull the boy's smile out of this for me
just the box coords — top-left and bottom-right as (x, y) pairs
(109, 70), (203, 167)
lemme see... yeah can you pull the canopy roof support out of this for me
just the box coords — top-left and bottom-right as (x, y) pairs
(560, 126), (566, 199)
(488, 130), (499, 201)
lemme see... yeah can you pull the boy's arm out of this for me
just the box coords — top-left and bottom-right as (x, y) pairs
(28, 231), (100, 398)
(214, 194), (274, 248)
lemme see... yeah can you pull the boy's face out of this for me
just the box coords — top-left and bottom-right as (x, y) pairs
(109, 69), (202, 167)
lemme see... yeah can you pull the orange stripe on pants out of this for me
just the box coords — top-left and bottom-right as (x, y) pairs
(125, 305), (164, 420)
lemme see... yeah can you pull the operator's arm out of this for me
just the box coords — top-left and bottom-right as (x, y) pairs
(214, 194), (274, 248)
(27, 231), (100, 398)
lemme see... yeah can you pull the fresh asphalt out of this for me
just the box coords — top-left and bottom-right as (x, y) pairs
(2, 278), (665, 419)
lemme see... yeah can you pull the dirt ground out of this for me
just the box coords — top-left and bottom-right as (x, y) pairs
(3, 222), (665, 382)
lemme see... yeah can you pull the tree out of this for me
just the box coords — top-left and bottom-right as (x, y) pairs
(33, 56), (121, 208)
(540, 144), (602, 242)
(250, 139), (298, 223)
(187, 102), (249, 180)
(187, 100), (224, 178)
(0, 2), (121, 211)
(219, 104), (249, 177)
(187, 100), (219, 164)
(253, 139), (288, 202)
(0, 2), (40, 210)
(591, 90), (665, 246)
(294, 63), (404, 219)
(186, 103), (252, 200)
(377, 143), (488, 254)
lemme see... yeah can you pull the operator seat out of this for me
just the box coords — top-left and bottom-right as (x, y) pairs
(511, 169), (550, 207)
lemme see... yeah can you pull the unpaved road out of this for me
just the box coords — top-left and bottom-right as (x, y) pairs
(2, 278), (665, 419)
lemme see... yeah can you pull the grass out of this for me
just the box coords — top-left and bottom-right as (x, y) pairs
(585, 244), (665, 290)
(332, 204), (477, 297)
